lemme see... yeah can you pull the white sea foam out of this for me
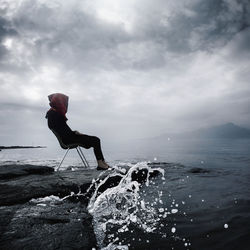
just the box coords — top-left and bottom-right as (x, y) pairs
(30, 195), (63, 205)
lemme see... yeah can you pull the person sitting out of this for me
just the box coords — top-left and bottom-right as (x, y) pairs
(45, 93), (109, 170)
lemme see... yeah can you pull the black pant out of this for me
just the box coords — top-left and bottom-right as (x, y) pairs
(69, 134), (104, 161)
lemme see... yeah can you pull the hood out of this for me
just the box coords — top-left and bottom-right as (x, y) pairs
(48, 93), (69, 120)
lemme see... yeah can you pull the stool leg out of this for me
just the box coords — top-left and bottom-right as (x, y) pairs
(76, 147), (87, 168)
(56, 148), (70, 171)
(78, 146), (90, 168)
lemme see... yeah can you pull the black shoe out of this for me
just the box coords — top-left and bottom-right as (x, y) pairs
(97, 166), (109, 171)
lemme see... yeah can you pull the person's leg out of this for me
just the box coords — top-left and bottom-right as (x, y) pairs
(71, 134), (109, 169)
(87, 136), (104, 161)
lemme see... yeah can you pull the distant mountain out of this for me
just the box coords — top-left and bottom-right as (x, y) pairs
(184, 123), (250, 139)
(150, 123), (250, 140)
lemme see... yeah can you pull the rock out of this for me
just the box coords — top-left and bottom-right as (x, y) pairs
(188, 167), (210, 174)
(0, 163), (103, 249)
(0, 168), (112, 206)
(0, 164), (163, 250)
(0, 201), (97, 250)
(0, 165), (162, 206)
(0, 164), (54, 180)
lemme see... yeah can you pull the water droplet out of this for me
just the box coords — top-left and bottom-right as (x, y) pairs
(171, 209), (178, 214)
(224, 224), (229, 229)
(171, 227), (176, 233)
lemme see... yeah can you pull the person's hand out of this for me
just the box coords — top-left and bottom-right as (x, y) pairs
(74, 130), (82, 135)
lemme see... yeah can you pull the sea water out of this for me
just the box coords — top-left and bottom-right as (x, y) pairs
(0, 138), (250, 249)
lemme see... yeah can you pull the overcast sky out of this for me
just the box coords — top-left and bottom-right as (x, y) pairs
(0, 0), (250, 146)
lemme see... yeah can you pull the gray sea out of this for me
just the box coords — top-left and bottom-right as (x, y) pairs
(0, 138), (249, 250)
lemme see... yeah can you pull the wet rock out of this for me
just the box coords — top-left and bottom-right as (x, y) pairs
(0, 165), (161, 206)
(0, 164), (54, 180)
(0, 201), (97, 250)
(148, 162), (171, 166)
(188, 167), (211, 174)
(0, 165), (117, 250)
(0, 205), (19, 237)
(0, 164), (162, 250)
(0, 167), (111, 206)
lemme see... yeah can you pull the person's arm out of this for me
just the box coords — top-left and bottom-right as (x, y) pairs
(73, 130), (85, 135)
(48, 110), (74, 136)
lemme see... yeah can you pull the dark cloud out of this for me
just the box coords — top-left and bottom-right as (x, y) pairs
(1, 0), (249, 72)
(8, 1), (130, 72)
(0, 0), (249, 145)
(0, 101), (44, 112)
(0, 16), (18, 59)
(134, 0), (250, 54)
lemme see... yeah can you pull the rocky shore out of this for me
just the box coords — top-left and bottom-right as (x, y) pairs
(0, 164), (111, 250)
(0, 163), (160, 250)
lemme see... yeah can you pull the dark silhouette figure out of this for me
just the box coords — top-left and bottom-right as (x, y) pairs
(46, 93), (109, 170)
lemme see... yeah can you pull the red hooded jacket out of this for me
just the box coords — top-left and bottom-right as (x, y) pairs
(46, 93), (75, 144)
(48, 93), (69, 121)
